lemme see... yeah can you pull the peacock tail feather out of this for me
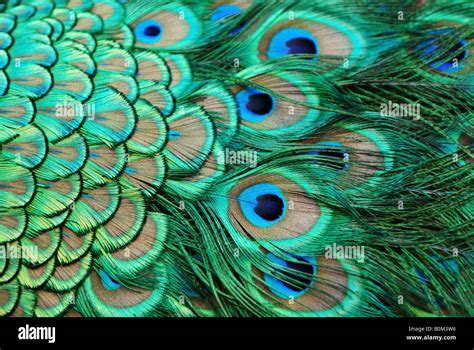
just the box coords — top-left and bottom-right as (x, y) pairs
(0, 0), (472, 318)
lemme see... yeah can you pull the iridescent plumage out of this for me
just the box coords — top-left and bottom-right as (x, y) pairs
(0, 0), (472, 318)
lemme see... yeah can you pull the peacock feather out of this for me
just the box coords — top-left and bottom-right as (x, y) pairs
(0, 0), (472, 318)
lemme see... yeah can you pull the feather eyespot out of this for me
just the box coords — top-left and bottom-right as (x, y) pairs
(433, 39), (468, 72)
(134, 19), (163, 44)
(238, 183), (287, 228)
(256, 13), (364, 64)
(418, 28), (469, 73)
(267, 28), (318, 59)
(313, 141), (349, 172)
(236, 88), (276, 122)
(263, 253), (316, 299)
(128, 4), (201, 49)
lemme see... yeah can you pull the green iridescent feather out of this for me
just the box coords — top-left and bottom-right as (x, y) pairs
(0, 0), (472, 318)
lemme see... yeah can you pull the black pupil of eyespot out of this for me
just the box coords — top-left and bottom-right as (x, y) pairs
(286, 37), (317, 56)
(145, 25), (161, 37)
(426, 39), (467, 66)
(449, 41), (467, 61)
(279, 258), (314, 292)
(230, 20), (247, 34)
(318, 149), (346, 170)
(247, 93), (273, 115)
(254, 194), (284, 221)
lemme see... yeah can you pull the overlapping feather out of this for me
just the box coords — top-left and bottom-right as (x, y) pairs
(0, 0), (472, 318)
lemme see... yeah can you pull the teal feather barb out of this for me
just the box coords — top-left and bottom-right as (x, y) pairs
(0, 0), (472, 318)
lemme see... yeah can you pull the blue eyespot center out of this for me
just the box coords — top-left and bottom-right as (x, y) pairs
(316, 149), (347, 170)
(452, 41), (468, 60)
(229, 21), (247, 35)
(211, 4), (241, 22)
(236, 88), (276, 122)
(268, 28), (318, 59)
(413, 256), (458, 307)
(264, 253), (316, 299)
(125, 167), (137, 175)
(168, 130), (181, 139)
(99, 270), (121, 291)
(286, 37), (317, 56)
(313, 141), (348, 171)
(238, 183), (287, 227)
(415, 268), (428, 285)
(135, 19), (163, 44)
(417, 29), (468, 73)
(211, 5), (246, 35)
(414, 256), (459, 286)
